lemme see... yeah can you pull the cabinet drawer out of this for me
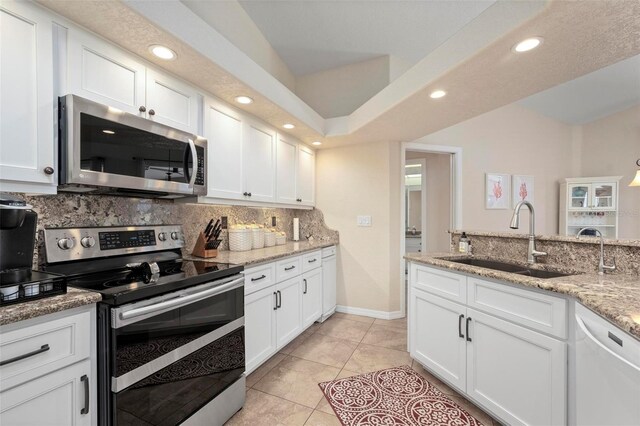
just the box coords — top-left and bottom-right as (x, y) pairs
(276, 256), (302, 281)
(468, 277), (567, 339)
(244, 263), (276, 295)
(410, 263), (467, 304)
(302, 250), (322, 273)
(322, 246), (336, 257)
(1, 308), (91, 391)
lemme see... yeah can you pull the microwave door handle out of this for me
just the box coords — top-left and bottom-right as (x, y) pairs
(187, 139), (197, 187)
(120, 276), (243, 321)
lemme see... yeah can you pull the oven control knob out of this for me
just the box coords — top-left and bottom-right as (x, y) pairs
(57, 238), (75, 250)
(170, 232), (179, 240)
(81, 236), (96, 248)
(158, 232), (167, 242)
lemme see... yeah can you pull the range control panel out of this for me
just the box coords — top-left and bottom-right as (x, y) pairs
(44, 225), (184, 263)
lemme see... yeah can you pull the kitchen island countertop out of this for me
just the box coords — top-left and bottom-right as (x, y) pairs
(405, 252), (640, 340)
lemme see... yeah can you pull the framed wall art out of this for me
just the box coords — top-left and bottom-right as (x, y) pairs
(512, 175), (535, 208)
(485, 173), (511, 209)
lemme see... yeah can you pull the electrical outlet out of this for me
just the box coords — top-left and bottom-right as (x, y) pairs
(221, 216), (228, 229)
(357, 215), (372, 227)
(272, 216), (277, 227)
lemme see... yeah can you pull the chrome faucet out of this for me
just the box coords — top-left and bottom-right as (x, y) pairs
(577, 228), (616, 274)
(509, 201), (547, 264)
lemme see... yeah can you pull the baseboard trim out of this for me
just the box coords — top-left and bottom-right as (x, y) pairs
(336, 305), (404, 320)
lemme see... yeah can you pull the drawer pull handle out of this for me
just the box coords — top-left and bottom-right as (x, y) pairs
(284, 266), (296, 271)
(308, 259), (317, 263)
(466, 317), (472, 342)
(251, 274), (267, 282)
(303, 278), (308, 294)
(458, 314), (465, 338)
(0, 344), (50, 366)
(608, 331), (623, 347)
(80, 374), (90, 415)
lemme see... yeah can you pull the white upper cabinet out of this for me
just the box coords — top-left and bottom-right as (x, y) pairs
(66, 29), (200, 133)
(243, 119), (276, 203)
(145, 68), (199, 133)
(67, 29), (146, 116)
(297, 145), (315, 206)
(204, 97), (244, 200)
(0, 1), (56, 193)
(276, 133), (298, 204)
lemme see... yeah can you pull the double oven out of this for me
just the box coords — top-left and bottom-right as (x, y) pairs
(97, 275), (245, 425)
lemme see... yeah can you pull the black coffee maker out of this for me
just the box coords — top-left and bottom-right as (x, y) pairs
(0, 193), (38, 284)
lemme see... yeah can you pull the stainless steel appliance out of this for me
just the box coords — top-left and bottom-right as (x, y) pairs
(0, 194), (66, 303)
(42, 225), (245, 426)
(58, 95), (207, 198)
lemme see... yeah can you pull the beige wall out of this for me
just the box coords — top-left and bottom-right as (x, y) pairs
(296, 56), (392, 118)
(417, 103), (577, 235)
(580, 105), (640, 239)
(316, 141), (402, 313)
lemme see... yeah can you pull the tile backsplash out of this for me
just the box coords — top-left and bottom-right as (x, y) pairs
(21, 194), (338, 266)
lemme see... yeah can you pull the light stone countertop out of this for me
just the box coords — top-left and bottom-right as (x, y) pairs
(405, 252), (640, 340)
(184, 239), (339, 266)
(0, 287), (102, 326)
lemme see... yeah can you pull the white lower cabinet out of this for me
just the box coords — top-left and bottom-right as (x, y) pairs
(301, 268), (323, 329)
(0, 359), (92, 426)
(409, 263), (567, 426)
(245, 286), (278, 373)
(275, 276), (303, 348)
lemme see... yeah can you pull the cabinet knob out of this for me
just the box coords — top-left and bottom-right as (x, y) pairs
(148, 109), (156, 116)
(248, 192), (252, 197)
(139, 106), (146, 113)
(243, 192), (248, 196)
(43, 166), (54, 175)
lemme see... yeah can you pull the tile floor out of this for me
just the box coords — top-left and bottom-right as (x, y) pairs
(226, 312), (499, 426)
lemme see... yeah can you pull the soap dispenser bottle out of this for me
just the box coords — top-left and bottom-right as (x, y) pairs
(459, 232), (470, 253)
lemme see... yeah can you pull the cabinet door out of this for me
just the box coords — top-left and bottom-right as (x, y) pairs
(245, 286), (278, 374)
(276, 277), (303, 349)
(466, 309), (566, 426)
(276, 134), (298, 204)
(0, 1), (55, 190)
(67, 29), (146, 116)
(297, 145), (315, 206)
(409, 288), (466, 393)
(243, 120), (276, 202)
(203, 98), (244, 200)
(145, 68), (200, 134)
(591, 182), (616, 210)
(0, 359), (92, 426)
(568, 183), (590, 210)
(321, 254), (337, 320)
(301, 268), (323, 328)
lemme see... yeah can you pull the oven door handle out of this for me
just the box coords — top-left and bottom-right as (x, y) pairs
(120, 276), (244, 321)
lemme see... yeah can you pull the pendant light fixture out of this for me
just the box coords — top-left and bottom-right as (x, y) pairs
(630, 159), (640, 187)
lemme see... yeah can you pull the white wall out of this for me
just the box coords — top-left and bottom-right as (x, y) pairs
(296, 56), (392, 118)
(580, 105), (640, 239)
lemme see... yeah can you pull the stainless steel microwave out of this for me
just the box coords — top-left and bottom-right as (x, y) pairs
(58, 94), (207, 198)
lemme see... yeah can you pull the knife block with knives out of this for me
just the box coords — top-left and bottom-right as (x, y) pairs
(192, 218), (223, 258)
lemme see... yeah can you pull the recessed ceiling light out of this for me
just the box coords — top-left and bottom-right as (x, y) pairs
(235, 96), (253, 104)
(513, 37), (543, 53)
(283, 123), (295, 129)
(102, 129), (115, 135)
(429, 90), (446, 99)
(149, 45), (177, 60)
(312, 141), (322, 146)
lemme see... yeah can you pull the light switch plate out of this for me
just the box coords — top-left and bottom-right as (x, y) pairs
(357, 215), (372, 227)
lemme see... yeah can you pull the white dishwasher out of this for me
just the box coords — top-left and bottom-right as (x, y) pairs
(574, 303), (640, 426)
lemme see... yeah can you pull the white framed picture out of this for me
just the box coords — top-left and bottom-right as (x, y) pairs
(512, 175), (534, 208)
(485, 173), (511, 209)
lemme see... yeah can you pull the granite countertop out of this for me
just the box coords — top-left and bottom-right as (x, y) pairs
(184, 239), (339, 266)
(405, 252), (640, 340)
(0, 287), (102, 326)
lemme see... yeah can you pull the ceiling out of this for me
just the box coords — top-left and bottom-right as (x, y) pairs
(517, 54), (640, 124)
(238, 0), (495, 76)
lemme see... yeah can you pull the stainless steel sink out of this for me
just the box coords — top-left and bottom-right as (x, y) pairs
(439, 258), (576, 279)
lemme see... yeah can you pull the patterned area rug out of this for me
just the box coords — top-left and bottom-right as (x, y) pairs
(318, 365), (485, 426)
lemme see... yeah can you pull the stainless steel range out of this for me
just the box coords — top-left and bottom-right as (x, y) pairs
(42, 225), (245, 426)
